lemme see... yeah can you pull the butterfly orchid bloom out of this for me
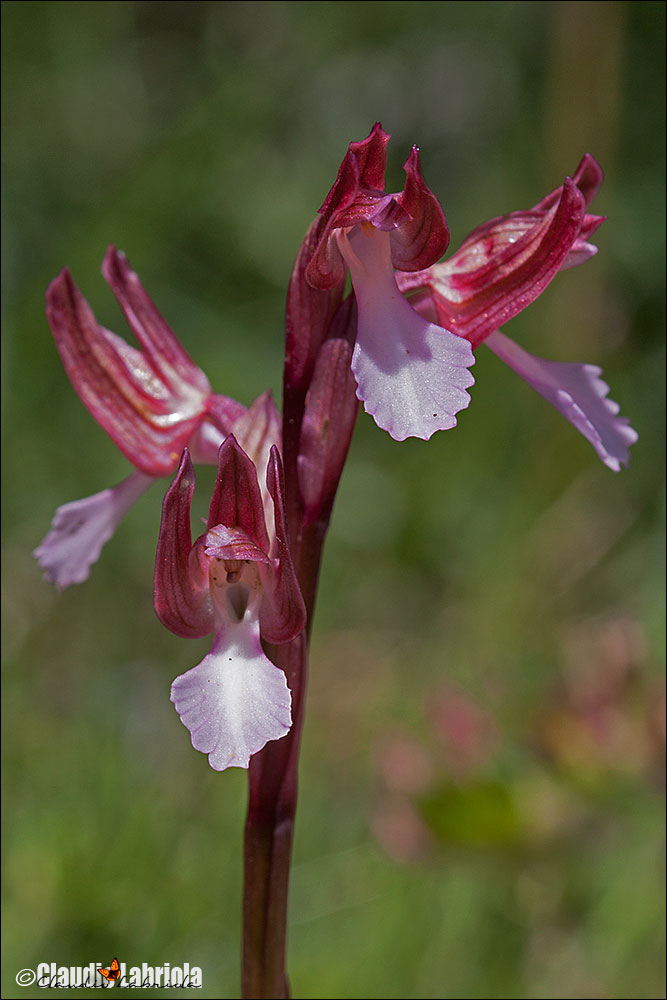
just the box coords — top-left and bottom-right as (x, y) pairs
(154, 437), (305, 770)
(302, 125), (636, 468)
(303, 121), (475, 442)
(396, 154), (637, 470)
(33, 247), (280, 587)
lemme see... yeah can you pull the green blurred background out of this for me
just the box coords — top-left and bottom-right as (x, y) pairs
(2, 2), (665, 997)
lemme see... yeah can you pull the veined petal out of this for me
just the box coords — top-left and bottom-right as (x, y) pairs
(286, 219), (346, 389)
(533, 153), (604, 212)
(259, 447), (306, 643)
(102, 246), (211, 391)
(34, 470), (154, 589)
(231, 390), (282, 465)
(204, 524), (271, 565)
(231, 390), (282, 531)
(307, 124), (393, 290)
(398, 178), (586, 348)
(306, 124), (448, 289)
(154, 451), (213, 638)
(338, 227), (474, 441)
(46, 268), (209, 476)
(204, 393), (247, 438)
(188, 391), (255, 466)
(207, 436), (271, 554)
(390, 146), (450, 271)
(297, 334), (359, 524)
(170, 620), (292, 771)
(319, 121), (390, 217)
(485, 330), (638, 471)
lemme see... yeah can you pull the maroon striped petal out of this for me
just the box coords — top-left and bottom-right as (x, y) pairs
(390, 146), (450, 271)
(259, 447), (306, 644)
(297, 335), (359, 524)
(46, 268), (210, 476)
(305, 124), (447, 290)
(154, 450), (213, 638)
(207, 437), (271, 554)
(533, 153), (603, 212)
(398, 178), (586, 348)
(102, 246), (210, 391)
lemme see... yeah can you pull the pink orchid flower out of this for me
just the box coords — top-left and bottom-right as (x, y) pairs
(397, 154), (637, 470)
(155, 438), (305, 770)
(303, 125), (636, 468)
(304, 122), (476, 443)
(34, 247), (280, 587)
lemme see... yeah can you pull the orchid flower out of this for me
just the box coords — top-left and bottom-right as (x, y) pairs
(300, 125), (636, 468)
(396, 154), (638, 470)
(33, 247), (281, 587)
(154, 437), (305, 770)
(302, 121), (476, 442)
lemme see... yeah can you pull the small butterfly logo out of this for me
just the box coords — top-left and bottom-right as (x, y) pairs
(98, 958), (121, 984)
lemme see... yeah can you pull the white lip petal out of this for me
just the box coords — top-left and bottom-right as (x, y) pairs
(338, 227), (475, 442)
(170, 618), (292, 771)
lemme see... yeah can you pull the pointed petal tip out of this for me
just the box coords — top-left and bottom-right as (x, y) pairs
(45, 267), (76, 308)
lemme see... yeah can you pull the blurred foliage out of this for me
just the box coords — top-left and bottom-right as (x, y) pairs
(2, 2), (665, 998)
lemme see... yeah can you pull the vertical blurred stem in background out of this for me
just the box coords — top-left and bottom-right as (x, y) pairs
(543, 0), (624, 357)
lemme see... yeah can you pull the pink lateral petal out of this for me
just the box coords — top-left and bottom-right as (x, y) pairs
(207, 436), (271, 554)
(170, 619), (292, 771)
(398, 178), (586, 348)
(204, 393), (248, 438)
(154, 450), (213, 638)
(46, 269), (208, 476)
(102, 246), (210, 392)
(259, 447), (307, 644)
(189, 394), (251, 466)
(230, 389), (283, 533)
(319, 122), (390, 216)
(34, 471), (154, 589)
(390, 146), (450, 271)
(231, 389), (282, 477)
(485, 330), (638, 471)
(338, 227), (474, 441)
(533, 153), (604, 212)
(297, 335), (359, 524)
(306, 124), (409, 290)
(286, 219), (346, 390)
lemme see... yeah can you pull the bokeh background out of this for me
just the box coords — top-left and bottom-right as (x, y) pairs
(2, 2), (665, 998)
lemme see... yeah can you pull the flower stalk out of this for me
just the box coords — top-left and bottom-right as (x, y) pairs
(242, 299), (359, 998)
